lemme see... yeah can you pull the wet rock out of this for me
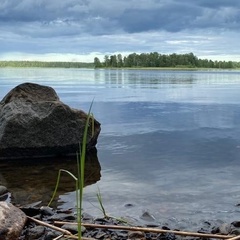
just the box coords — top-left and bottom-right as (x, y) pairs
(61, 223), (86, 234)
(231, 228), (240, 235)
(218, 223), (231, 235)
(48, 212), (76, 221)
(0, 202), (27, 240)
(0, 192), (10, 201)
(40, 206), (54, 216)
(140, 210), (156, 222)
(158, 232), (176, 240)
(128, 230), (145, 239)
(0, 82), (101, 159)
(44, 230), (61, 240)
(0, 185), (7, 195)
(82, 212), (94, 221)
(26, 226), (45, 239)
(0, 186), (10, 201)
(20, 206), (40, 217)
(232, 221), (240, 228)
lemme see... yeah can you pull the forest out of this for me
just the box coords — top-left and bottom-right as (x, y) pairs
(0, 53), (239, 69)
(0, 61), (94, 68)
(94, 52), (239, 69)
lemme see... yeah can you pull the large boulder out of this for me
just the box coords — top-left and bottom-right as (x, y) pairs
(0, 82), (101, 159)
(0, 202), (27, 240)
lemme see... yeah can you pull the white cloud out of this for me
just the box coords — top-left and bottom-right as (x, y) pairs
(0, 52), (104, 62)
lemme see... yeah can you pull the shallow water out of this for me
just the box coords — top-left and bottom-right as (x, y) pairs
(1, 68), (240, 225)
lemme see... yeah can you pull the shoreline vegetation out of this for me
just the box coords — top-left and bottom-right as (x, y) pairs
(0, 52), (240, 70)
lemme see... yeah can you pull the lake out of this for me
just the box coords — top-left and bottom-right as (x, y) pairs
(1, 68), (240, 227)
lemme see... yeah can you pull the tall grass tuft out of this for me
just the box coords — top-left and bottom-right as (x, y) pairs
(48, 101), (94, 240)
(76, 101), (94, 239)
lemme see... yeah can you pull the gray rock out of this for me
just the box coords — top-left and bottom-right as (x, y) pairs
(0, 82), (101, 159)
(140, 210), (156, 222)
(27, 226), (45, 239)
(128, 230), (145, 239)
(218, 223), (231, 235)
(0, 202), (27, 240)
(40, 206), (54, 216)
(62, 223), (86, 234)
(0, 185), (8, 195)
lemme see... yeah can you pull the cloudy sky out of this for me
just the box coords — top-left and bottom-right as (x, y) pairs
(0, 0), (240, 62)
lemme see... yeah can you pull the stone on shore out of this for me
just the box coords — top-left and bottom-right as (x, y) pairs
(0, 82), (101, 159)
(0, 202), (27, 240)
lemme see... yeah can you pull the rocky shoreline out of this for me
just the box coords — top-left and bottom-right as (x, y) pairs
(1, 186), (240, 240)
(18, 204), (240, 240)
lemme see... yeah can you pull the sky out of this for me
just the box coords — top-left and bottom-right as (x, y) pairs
(0, 0), (240, 62)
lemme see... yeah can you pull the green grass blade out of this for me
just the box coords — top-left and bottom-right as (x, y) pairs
(76, 100), (94, 239)
(48, 169), (77, 207)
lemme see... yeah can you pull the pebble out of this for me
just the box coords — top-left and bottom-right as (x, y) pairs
(140, 210), (156, 222)
(62, 223), (86, 234)
(0, 185), (8, 195)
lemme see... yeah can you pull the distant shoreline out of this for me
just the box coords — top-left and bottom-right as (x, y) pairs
(0, 61), (239, 70)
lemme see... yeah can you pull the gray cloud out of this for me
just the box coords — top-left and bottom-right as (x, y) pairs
(0, 0), (239, 36)
(0, 0), (240, 61)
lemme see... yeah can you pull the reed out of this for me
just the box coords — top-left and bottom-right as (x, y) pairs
(48, 101), (94, 240)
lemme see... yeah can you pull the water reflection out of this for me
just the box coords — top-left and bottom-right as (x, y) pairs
(0, 147), (101, 207)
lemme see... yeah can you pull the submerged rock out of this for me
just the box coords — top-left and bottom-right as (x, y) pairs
(0, 82), (101, 159)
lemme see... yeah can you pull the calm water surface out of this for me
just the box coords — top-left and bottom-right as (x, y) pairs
(1, 68), (240, 226)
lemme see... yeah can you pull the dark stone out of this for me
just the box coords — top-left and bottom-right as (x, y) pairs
(40, 206), (54, 216)
(48, 213), (76, 221)
(124, 203), (135, 207)
(158, 232), (176, 240)
(44, 231), (60, 240)
(0, 192), (10, 201)
(0, 82), (101, 159)
(20, 207), (40, 217)
(231, 221), (240, 228)
(26, 226), (45, 239)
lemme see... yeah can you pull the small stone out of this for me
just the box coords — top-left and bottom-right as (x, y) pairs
(0, 185), (8, 195)
(140, 211), (156, 222)
(62, 224), (86, 234)
(219, 223), (231, 235)
(82, 212), (94, 221)
(48, 213), (76, 221)
(231, 229), (240, 235)
(20, 207), (40, 217)
(124, 203), (135, 207)
(27, 226), (45, 239)
(128, 230), (145, 238)
(159, 232), (176, 240)
(40, 206), (55, 216)
(0, 192), (10, 201)
(95, 231), (107, 239)
(231, 221), (240, 228)
(44, 231), (61, 240)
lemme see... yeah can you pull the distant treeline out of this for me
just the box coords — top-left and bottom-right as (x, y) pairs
(0, 61), (94, 68)
(94, 52), (239, 69)
(0, 53), (239, 69)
